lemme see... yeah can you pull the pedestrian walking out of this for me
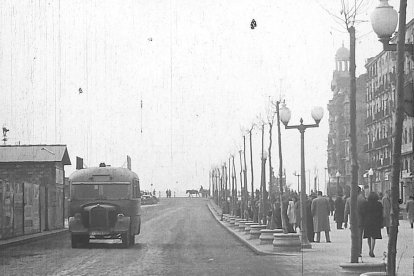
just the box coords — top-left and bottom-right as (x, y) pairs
(382, 190), (391, 235)
(306, 194), (316, 242)
(294, 196), (301, 231)
(360, 192), (383, 257)
(328, 196), (335, 216)
(287, 197), (297, 231)
(272, 200), (282, 229)
(283, 198), (294, 233)
(334, 194), (345, 229)
(311, 191), (331, 243)
(406, 195), (414, 228)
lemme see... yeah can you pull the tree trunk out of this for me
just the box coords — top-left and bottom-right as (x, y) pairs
(232, 155), (237, 216)
(276, 102), (288, 233)
(348, 26), (359, 263)
(268, 123), (274, 228)
(239, 150), (244, 218)
(249, 129), (255, 221)
(243, 135), (249, 219)
(260, 124), (267, 225)
(387, 1), (406, 274)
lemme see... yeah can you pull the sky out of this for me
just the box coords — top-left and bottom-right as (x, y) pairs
(1, 0), (413, 196)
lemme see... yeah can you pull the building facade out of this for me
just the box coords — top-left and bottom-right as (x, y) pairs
(327, 45), (368, 196)
(365, 19), (414, 201)
(0, 145), (71, 239)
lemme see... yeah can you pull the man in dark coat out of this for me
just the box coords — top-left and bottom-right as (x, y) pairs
(334, 195), (345, 229)
(311, 191), (331, 243)
(306, 194), (316, 242)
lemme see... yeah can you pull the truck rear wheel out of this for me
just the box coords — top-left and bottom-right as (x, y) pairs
(71, 235), (78, 248)
(121, 231), (130, 248)
(130, 234), (135, 245)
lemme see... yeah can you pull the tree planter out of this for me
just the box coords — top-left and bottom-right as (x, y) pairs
(249, 225), (267, 239)
(273, 233), (301, 252)
(238, 220), (253, 231)
(339, 262), (386, 274)
(259, 229), (283, 244)
(244, 223), (259, 234)
(233, 219), (246, 228)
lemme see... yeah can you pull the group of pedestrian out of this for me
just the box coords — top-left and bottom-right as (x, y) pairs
(165, 189), (172, 198)
(334, 187), (414, 258)
(244, 184), (414, 260)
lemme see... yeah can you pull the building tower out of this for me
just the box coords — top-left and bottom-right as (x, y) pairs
(327, 44), (367, 196)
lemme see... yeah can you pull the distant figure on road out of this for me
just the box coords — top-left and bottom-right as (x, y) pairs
(406, 195), (414, 229)
(334, 194), (345, 229)
(382, 190), (391, 235)
(360, 192), (383, 257)
(311, 191), (331, 243)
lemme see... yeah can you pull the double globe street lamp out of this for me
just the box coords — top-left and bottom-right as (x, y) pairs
(279, 103), (324, 248)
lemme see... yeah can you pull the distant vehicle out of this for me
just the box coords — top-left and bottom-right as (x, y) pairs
(141, 193), (158, 205)
(68, 165), (141, 248)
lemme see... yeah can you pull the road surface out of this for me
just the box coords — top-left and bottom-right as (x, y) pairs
(1, 198), (300, 276)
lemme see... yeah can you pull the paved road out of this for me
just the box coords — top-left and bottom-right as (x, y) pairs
(0, 198), (297, 276)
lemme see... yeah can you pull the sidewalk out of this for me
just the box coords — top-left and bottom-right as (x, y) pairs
(0, 222), (68, 249)
(208, 200), (413, 276)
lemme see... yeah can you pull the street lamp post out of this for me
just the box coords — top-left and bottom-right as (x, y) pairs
(261, 150), (268, 225)
(368, 168), (374, 192)
(275, 100), (288, 233)
(280, 104), (324, 249)
(293, 171), (300, 193)
(371, 1), (413, 273)
(336, 171), (341, 196)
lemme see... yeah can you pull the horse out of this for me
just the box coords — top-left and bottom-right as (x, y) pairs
(186, 189), (199, 197)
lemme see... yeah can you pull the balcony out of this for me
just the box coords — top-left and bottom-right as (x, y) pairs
(373, 138), (390, 149)
(374, 110), (385, 120)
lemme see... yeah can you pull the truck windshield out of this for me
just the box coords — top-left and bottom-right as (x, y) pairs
(72, 184), (99, 199)
(72, 184), (130, 199)
(102, 184), (130, 199)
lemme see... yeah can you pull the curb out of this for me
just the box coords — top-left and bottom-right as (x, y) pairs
(0, 229), (68, 249)
(206, 201), (299, 256)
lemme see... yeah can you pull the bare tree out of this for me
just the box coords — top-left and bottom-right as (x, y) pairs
(321, 0), (371, 265)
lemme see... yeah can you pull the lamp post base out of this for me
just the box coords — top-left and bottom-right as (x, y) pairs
(300, 231), (312, 249)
